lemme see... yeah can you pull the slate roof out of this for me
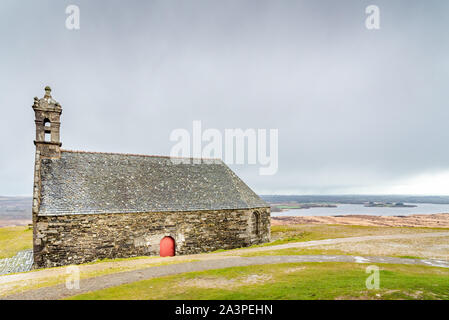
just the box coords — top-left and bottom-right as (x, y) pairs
(38, 150), (268, 216)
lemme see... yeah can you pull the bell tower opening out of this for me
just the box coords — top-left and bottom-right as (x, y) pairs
(43, 119), (51, 142)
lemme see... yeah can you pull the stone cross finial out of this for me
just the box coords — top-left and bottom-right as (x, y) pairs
(44, 86), (52, 98)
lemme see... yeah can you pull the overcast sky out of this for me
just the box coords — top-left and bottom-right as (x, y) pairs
(1, 0), (449, 196)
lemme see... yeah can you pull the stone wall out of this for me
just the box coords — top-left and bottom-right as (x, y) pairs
(34, 207), (270, 268)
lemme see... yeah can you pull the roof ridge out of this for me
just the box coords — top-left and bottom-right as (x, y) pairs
(60, 149), (222, 161)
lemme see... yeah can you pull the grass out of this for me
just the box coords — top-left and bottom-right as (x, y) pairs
(85, 256), (154, 265)
(239, 248), (357, 257)
(67, 262), (449, 300)
(238, 248), (426, 260)
(0, 226), (32, 259)
(398, 256), (425, 260)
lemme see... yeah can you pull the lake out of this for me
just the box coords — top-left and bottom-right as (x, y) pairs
(271, 203), (449, 217)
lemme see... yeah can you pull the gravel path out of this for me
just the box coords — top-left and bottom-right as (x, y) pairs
(3, 254), (449, 300)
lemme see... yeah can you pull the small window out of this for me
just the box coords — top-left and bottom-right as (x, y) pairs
(44, 118), (51, 127)
(45, 132), (51, 142)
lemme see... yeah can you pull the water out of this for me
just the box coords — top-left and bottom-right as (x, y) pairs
(272, 203), (449, 217)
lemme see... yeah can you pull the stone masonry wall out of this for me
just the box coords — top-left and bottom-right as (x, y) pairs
(34, 207), (270, 268)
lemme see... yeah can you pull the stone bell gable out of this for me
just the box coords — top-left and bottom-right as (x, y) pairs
(31, 87), (271, 268)
(32, 86), (62, 159)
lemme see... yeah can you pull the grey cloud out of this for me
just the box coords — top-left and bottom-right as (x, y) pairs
(1, 0), (449, 195)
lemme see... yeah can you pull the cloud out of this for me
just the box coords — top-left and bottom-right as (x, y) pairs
(1, 0), (449, 195)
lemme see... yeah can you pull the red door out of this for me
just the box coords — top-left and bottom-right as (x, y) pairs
(160, 236), (175, 257)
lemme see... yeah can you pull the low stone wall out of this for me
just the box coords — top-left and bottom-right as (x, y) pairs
(34, 207), (270, 268)
(0, 250), (34, 275)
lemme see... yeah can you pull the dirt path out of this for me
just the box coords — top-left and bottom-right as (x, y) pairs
(3, 254), (448, 300)
(2, 231), (449, 300)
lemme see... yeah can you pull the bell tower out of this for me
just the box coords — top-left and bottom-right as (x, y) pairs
(32, 86), (62, 158)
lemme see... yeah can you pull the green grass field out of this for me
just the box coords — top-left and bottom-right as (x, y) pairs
(68, 262), (449, 300)
(0, 226), (32, 259)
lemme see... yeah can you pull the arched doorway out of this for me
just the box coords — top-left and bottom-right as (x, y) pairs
(160, 236), (175, 257)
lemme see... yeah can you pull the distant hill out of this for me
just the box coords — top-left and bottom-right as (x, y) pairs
(0, 196), (32, 220)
